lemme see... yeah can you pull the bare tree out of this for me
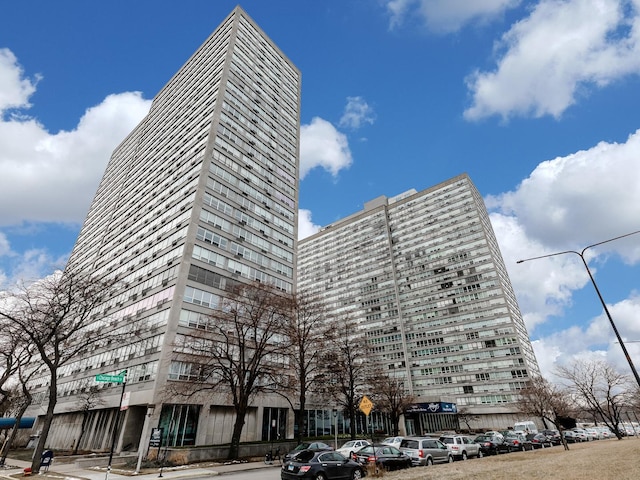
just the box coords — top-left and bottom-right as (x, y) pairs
(0, 268), (122, 472)
(368, 369), (414, 436)
(517, 375), (574, 450)
(557, 359), (632, 440)
(0, 325), (30, 407)
(0, 366), (34, 465)
(323, 319), (370, 440)
(280, 291), (333, 442)
(72, 382), (105, 454)
(169, 282), (290, 459)
(456, 407), (480, 433)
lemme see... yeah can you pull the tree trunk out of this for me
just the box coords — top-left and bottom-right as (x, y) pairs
(228, 406), (247, 460)
(348, 405), (356, 440)
(391, 413), (399, 436)
(297, 390), (306, 443)
(31, 383), (57, 473)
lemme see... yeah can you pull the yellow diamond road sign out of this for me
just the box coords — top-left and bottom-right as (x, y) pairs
(359, 395), (373, 416)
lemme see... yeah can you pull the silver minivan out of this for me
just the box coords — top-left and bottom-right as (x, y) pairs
(399, 437), (453, 466)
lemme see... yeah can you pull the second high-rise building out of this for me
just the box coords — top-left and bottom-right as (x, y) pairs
(297, 174), (541, 432)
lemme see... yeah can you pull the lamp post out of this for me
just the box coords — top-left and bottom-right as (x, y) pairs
(516, 230), (640, 389)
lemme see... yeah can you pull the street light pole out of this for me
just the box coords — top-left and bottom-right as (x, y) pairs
(516, 230), (640, 390)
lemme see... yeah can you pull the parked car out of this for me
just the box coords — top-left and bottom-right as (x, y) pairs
(284, 442), (334, 461)
(594, 426), (613, 439)
(353, 444), (412, 471)
(484, 430), (505, 441)
(584, 428), (602, 440)
(473, 434), (509, 455)
(380, 436), (404, 448)
(503, 432), (533, 451)
(335, 440), (370, 459)
(527, 433), (553, 448)
(281, 450), (364, 480)
(562, 430), (582, 443)
(439, 434), (483, 460)
(571, 428), (590, 441)
(399, 436), (453, 466)
(541, 429), (562, 445)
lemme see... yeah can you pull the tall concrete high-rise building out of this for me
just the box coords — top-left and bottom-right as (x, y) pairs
(297, 174), (540, 433)
(25, 6), (300, 451)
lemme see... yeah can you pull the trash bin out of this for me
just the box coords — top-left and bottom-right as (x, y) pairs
(40, 450), (54, 471)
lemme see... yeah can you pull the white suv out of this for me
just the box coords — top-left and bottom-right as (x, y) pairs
(439, 435), (482, 460)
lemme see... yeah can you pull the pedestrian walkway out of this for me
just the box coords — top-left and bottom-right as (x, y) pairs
(0, 456), (278, 480)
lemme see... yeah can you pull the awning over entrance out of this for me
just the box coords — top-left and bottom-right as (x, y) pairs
(0, 417), (35, 429)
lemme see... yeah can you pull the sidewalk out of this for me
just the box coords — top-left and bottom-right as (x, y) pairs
(0, 456), (279, 480)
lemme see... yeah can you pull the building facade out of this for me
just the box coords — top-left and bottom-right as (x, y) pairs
(25, 6), (300, 452)
(297, 174), (541, 432)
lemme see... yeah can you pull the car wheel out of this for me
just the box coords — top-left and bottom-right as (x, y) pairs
(447, 455), (453, 463)
(352, 469), (363, 480)
(426, 457), (433, 466)
(314, 474), (326, 480)
(461, 451), (467, 461)
(478, 450), (483, 458)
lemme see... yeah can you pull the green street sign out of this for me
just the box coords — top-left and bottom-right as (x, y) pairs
(95, 371), (126, 383)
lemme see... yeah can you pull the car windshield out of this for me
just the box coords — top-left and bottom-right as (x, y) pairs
(342, 441), (356, 448)
(294, 443), (312, 451)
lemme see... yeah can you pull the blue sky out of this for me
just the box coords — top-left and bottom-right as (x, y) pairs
(1, 0), (639, 381)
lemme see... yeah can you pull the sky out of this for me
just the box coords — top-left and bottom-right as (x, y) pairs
(1, 0), (639, 384)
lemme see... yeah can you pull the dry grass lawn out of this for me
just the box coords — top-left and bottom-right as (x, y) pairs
(380, 438), (640, 480)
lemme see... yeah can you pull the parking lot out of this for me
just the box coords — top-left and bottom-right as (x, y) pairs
(379, 437), (640, 480)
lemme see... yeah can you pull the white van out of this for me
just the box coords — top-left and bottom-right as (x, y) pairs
(514, 421), (538, 434)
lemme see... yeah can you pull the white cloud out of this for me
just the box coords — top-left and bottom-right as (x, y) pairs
(0, 50), (152, 226)
(465, 0), (640, 120)
(489, 213), (589, 333)
(385, 0), (521, 32)
(487, 127), (640, 379)
(0, 232), (11, 257)
(530, 294), (640, 380)
(487, 128), (640, 262)
(300, 117), (353, 179)
(298, 209), (322, 240)
(339, 96), (376, 129)
(489, 130), (640, 333)
(0, 235), (67, 290)
(0, 48), (40, 114)
(0, 98), (151, 225)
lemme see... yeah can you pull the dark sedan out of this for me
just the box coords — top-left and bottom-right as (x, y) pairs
(284, 441), (334, 461)
(541, 429), (562, 445)
(281, 450), (364, 480)
(353, 444), (412, 471)
(473, 434), (509, 455)
(527, 433), (553, 448)
(503, 432), (533, 452)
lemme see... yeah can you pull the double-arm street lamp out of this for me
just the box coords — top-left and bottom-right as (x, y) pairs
(516, 230), (640, 390)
